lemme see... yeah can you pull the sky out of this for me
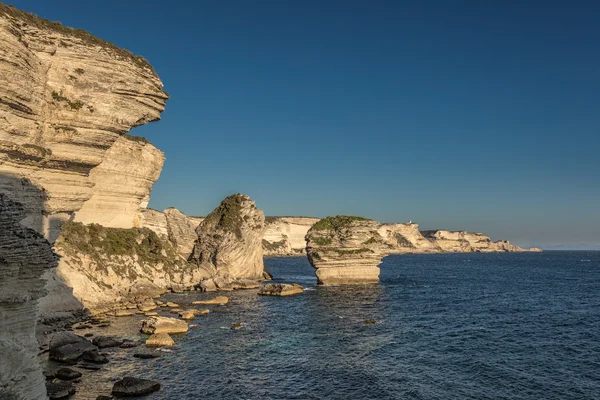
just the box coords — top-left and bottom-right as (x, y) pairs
(10, 0), (600, 249)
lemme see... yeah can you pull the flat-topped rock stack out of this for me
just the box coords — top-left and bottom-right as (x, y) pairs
(305, 216), (387, 284)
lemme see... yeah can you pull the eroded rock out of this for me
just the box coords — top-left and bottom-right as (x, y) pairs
(305, 216), (386, 284)
(140, 316), (188, 335)
(190, 194), (266, 281)
(111, 377), (161, 397)
(145, 333), (175, 348)
(258, 283), (304, 296)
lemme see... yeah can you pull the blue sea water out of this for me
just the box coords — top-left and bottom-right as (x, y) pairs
(66, 251), (600, 399)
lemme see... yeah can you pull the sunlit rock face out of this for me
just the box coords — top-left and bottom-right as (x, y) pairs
(262, 217), (321, 256)
(378, 222), (442, 253)
(305, 216), (386, 285)
(420, 230), (537, 253)
(0, 5), (168, 397)
(190, 194), (266, 281)
(0, 3), (168, 240)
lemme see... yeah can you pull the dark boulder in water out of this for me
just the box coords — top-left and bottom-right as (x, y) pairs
(92, 336), (124, 348)
(82, 350), (108, 364)
(112, 377), (161, 397)
(46, 381), (76, 399)
(55, 368), (82, 381)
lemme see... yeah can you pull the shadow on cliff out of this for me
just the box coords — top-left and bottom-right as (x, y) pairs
(0, 172), (58, 399)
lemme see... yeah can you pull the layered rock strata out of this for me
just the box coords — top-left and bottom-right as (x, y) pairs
(420, 230), (538, 253)
(0, 191), (57, 400)
(378, 222), (442, 253)
(263, 217), (321, 256)
(135, 207), (204, 258)
(190, 194), (266, 285)
(0, 5), (169, 398)
(0, 4), (168, 239)
(305, 216), (387, 284)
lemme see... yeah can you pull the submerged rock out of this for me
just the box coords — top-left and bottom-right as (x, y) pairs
(145, 333), (175, 347)
(112, 377), (161, 397)
(82, 350), (109, 364)
(258, 283), (304, 296)
(46, 381), (76, 399)
(140, 316), (188, 334)
(231, 322), (243, 330)
(305, 216), (386, 285)
(133, 352), (161, 359)
(119, 339), (140, 349)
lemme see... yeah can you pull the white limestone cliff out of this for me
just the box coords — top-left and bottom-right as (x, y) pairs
(263, 217), (321, 256)
(0, 5), (168, 397)
(378, 222), (442, 253)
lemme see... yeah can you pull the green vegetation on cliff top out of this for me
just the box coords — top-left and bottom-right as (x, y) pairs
(310, 215), (371, 232)
(57, 221), (185, 278)
(0, 4), (155, 72)
(202, 194), (250, 239)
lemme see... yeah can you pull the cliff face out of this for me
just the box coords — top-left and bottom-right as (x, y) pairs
(263, 217), (320, 256)
(190, 194), (266, 281)
(135, 207), (204, 259)
(305, 216), (386, 284)
(0, 191), (57, 400)
(73, 136), (165, 228)
(0, 5), (169, 397)
(0, 4), (168, 240)
(164, 208), (203, 259)
(378, 222), (442, 253)
(420, 230), (538, 253)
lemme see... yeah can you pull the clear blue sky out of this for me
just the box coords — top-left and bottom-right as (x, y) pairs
(10, 0), (600, 248)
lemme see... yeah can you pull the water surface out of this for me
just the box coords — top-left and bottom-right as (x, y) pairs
(54, 251), (600, 399)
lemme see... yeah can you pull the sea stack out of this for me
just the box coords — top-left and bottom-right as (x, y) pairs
(305, 216), (386, 284)
(190, 194), (266, 281)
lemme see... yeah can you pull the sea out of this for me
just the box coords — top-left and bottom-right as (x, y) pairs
(58, 251), (600, 399)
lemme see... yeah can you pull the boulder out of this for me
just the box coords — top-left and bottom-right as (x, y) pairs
(55, 368), (82, 381)
(140, 316), (188, 334)
(258, 283), (304, 296)
(231, 322), (242, 330)
(92, 336), (124, 349)
(82, 350), (108, 364)
(46, 381), (76, 399)
(198, 279), (217, 292)
(145, 333), (175, 347)
(178, 310), (196, 320)
(112, 377), (161, 397)
(194, 309), (210, 315)
(137, 299), (157, 312)
(231, 279), (260, 289)
(166, 302), (179, 308)
(192, 296), (229, 305)
(50, 338), (97, 363)
(119, 340), (140, 349)
(114, 310), (134, 317)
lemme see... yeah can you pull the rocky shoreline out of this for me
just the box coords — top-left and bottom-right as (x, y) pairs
(40, 283), (304, 399)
